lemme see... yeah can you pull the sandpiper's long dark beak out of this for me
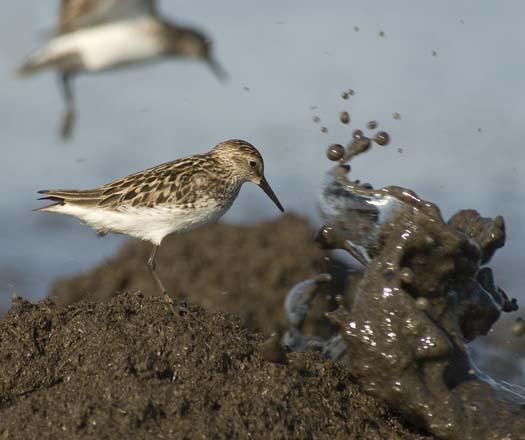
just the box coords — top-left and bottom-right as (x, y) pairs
(259, 176), (284, 212)
(205, 56), (229, 83)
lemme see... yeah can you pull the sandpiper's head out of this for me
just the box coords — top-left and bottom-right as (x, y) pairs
(212, 140), (284, 212)
(163, 25), (228, 81)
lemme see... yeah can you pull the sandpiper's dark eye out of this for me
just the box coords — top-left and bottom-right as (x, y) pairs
(249, 160), (257, 168)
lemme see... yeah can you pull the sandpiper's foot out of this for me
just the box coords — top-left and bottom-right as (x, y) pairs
(162, 292), (176, 314)
(162, 293), (188, 317)
(176, 301), (188, 316)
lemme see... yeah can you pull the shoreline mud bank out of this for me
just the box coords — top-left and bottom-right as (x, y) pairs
(0, 292), (428, 439)
(1, 208), (523, 438)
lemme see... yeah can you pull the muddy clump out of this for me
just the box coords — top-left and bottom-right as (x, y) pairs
(0, 292), (429, 439)
(282, 133), (525, 439)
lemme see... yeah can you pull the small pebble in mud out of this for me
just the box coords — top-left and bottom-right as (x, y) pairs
(312, 115), (320, 123)
(318, 225), (340, 249)
(383, 268), (396, 282)
(260, 332), (287, 363)
(512, 318), (525, 337)
(400, 268), (414, 284)
(354, 26), (360, 32)
(320, 126), (328, 133)
(314, 273), (333, 284)
(424, 235), (435, 246)
(379, 30), (385, 37)
(11, 293), (29, 307)
(341, 91), (349, 100)
(432, 50), (438, 57)
(392, 112), (401, 120)
(327, 144), (345, 161)
(353, 129), (364, 141)
(374, 131), (390, 146)
(415, 297), (430, 311)
(289, 358), (310, 375)
(367, 121), (378, 130)
(340, 111), (350, 124)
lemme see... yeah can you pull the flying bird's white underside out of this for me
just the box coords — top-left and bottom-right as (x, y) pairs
(27, 16), (164, 72)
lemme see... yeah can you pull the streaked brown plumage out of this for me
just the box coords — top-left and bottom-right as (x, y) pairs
(36, 139), (284, 311)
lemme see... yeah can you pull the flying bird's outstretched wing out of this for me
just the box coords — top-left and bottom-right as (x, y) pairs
(57, 0), (157, 34)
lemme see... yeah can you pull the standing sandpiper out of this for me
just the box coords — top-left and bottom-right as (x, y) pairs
(36, 139), (284, 310)
(17, 0), (227, 139)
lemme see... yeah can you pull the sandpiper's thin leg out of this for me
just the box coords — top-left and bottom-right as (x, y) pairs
(147, 245), (175, 312)
(60, 72), (75, 140)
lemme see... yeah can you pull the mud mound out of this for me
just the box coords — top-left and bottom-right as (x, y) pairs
(50, 214), (347, 335)
(0, 292), (428, 439)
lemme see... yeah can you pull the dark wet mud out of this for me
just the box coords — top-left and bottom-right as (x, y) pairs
(3, 118), (524, 438)
(286, 130), (525, 439)
(0, 292), (429, 439)
(1, 208), (523, 439)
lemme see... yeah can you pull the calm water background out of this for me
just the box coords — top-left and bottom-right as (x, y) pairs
(1, 1), (524, 382)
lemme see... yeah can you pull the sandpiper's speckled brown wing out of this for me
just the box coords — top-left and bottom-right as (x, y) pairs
(57, 0), (157, 34)
(37, 154), (227, 210)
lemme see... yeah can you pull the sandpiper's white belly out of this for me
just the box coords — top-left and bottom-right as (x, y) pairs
(47, 201), (231, 245)
(38, 17), (164, 71)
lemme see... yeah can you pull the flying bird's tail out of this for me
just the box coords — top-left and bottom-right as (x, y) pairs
(17, 49), (80, 76)
(17, 49), (55, 76)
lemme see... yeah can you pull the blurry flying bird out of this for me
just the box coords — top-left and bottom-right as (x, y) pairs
(17, 0), (228, 139)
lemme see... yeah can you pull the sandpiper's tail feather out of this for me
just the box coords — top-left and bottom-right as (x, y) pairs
(35, 188), (104, 212)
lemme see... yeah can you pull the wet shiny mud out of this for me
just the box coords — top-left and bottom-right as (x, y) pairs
(283, 132), (525, 439)
(2, 110), (523, 438)
(0, 292), (430, 439)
